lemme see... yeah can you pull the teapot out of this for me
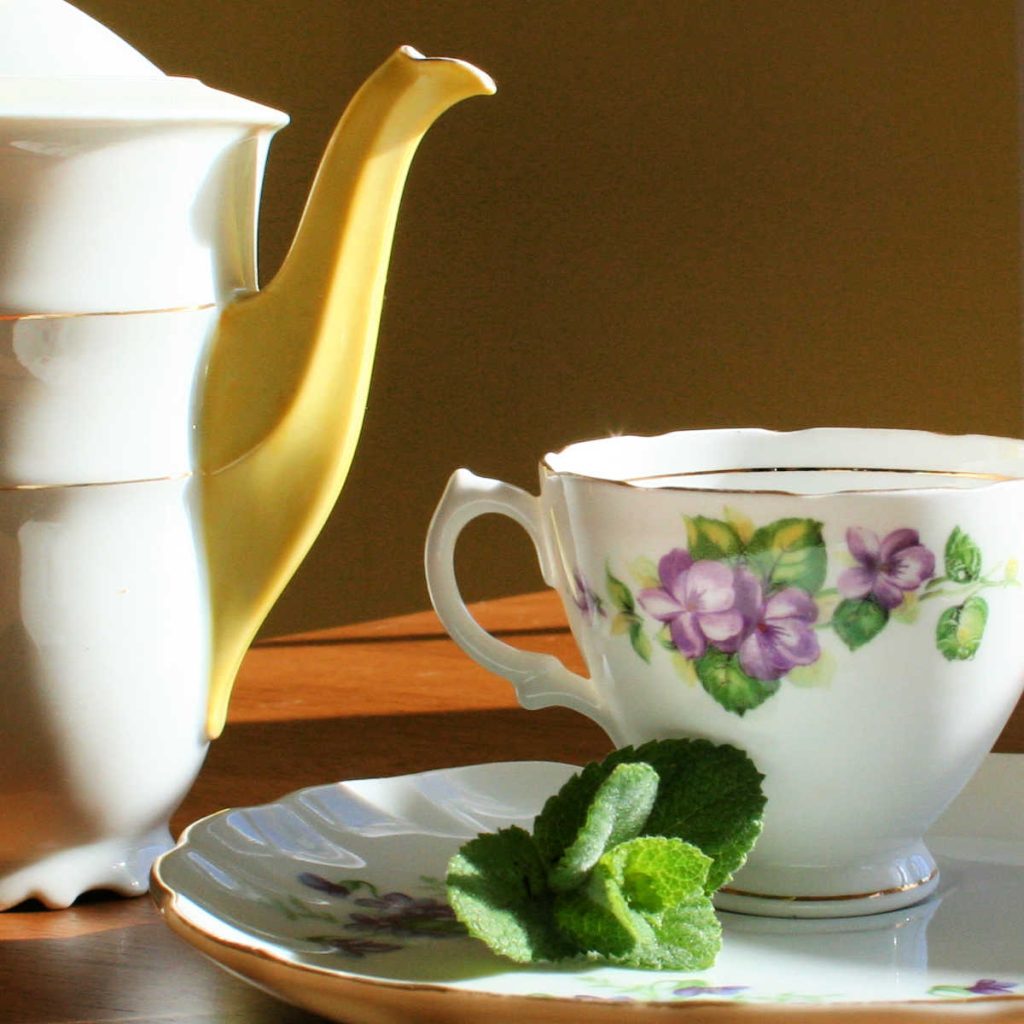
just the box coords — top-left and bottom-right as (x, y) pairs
(0, 0), (493, 908)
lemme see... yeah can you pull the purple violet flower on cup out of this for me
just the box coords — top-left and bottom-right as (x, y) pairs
(967, 980), (1019, 995)
(638, 549), (744, 658)
(572, 569), (604, 622)
(838, 527), (935, 609)
(730, 568), (820, 681)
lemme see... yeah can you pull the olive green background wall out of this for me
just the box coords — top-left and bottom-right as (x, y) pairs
(77, 1), (1021, 636)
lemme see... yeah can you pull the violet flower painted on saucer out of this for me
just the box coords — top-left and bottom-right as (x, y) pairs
(596, 514), (1018, 715)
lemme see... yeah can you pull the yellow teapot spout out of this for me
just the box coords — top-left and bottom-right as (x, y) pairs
(197, 47), (495, 737)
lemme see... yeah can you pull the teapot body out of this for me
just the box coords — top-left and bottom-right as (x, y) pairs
(0, 112), (281, 314)
(0, 307), (216, 908)
(0, 3), (286, 902)
(0, 475), (209, 907)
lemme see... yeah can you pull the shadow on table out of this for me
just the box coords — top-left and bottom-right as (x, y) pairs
(174, 707), (613, 834)
(0, 898), (329, 1024)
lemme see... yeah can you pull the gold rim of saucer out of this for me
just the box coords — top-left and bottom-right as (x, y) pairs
(0, 303), (217, 322)
(719, 866), (939, 904)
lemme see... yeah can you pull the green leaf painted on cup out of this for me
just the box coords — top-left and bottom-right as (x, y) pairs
(723, 506), (755, 545)
(944, 527), (982, 584)
(891, 591), (921, 624)
(671, 651), (699, 686)
(832, 597), (889, 650)
(936, 595), (988, 661)
(655, 624), (676, 651)
(786, 647), (837, 688)
(629, 556), (661, 589)
(684, 516), (743, 561)
(745, 518), (826, 594)
(606, 566), (635, 614)
(629, 619), (652, 663)
(694, 648), (780, 716)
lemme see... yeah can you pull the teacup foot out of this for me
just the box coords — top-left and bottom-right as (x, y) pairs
(715, 847), (940, 919)
(0, 826), (173, 910)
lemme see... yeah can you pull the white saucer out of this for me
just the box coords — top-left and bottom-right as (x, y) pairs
(151, 755), (1024, 1022)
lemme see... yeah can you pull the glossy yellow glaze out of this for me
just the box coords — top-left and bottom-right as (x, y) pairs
(197, 47), (494, 737)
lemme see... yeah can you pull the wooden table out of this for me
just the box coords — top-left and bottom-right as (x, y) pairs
(1, 591), (1021, 1024)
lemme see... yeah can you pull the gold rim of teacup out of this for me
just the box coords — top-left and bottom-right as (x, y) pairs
(541, 463), (1018, 496)
(623, 465), (1012, 486)
(541, 427), (1024, 495)
(719, 866), (939, 904)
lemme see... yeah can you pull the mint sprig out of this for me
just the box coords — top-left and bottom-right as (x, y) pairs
(548, 761), (659, 891)
(446, 739), (765, 969)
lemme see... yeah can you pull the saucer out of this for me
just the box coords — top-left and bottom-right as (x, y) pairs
(151, 755), (1024, 1022)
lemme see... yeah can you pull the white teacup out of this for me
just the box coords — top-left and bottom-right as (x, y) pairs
(426, 428), (1024, 917)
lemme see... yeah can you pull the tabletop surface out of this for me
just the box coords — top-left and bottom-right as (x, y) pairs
(1, 590), (1021, 1024)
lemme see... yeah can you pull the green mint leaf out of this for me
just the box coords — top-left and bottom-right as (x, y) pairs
(945, 527), (982, 584)
(446, 826), (570, 963)
(548, 762), (659, 892)
(634, 738), (765, 892)
(534, 739), (765, 896)
(695, 648), (781, 716)
(555, 837), (721, 970)
(449, 740), (764, 967)
(936, 595), (988, 660)
(684, 515), (744, 561)
(745, 517), (826, 594)
(832, 596), (889, 650)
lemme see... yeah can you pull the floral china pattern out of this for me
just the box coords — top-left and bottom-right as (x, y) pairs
(929, 979), (1021, 998)
(576, 511), (1018, 715)
(262, 877), (1023, 1006)
(574, 975), (1021, 1004)
(572, 976), (1022, 1005)
(264, 874), (463, 957)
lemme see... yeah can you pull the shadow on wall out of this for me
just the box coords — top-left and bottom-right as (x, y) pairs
(76, 0), (1021, 635)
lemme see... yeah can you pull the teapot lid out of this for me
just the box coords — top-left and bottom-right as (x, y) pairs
(0, 0), (287, 127)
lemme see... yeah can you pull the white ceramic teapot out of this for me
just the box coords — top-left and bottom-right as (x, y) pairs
(0, 0), (493, 908)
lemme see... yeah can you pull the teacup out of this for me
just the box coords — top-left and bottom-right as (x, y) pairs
(425, 428), (1024, 917)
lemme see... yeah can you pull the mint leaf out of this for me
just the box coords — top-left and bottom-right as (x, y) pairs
(555, 837), (720, 969)
(446, 826), (570, 963)
(634, 739), (765, 892)
(534, 739), (764, 895)
(549, 762), (659, 892)
(448, 740), (764, 968)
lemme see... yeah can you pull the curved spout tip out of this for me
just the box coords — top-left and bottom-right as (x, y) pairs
(396, 44), (497, 98)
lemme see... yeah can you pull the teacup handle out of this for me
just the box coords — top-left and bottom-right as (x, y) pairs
(425, 469), (612, 730)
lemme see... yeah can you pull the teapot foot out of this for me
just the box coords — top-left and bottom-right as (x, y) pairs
(0, 826), (173, 910)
